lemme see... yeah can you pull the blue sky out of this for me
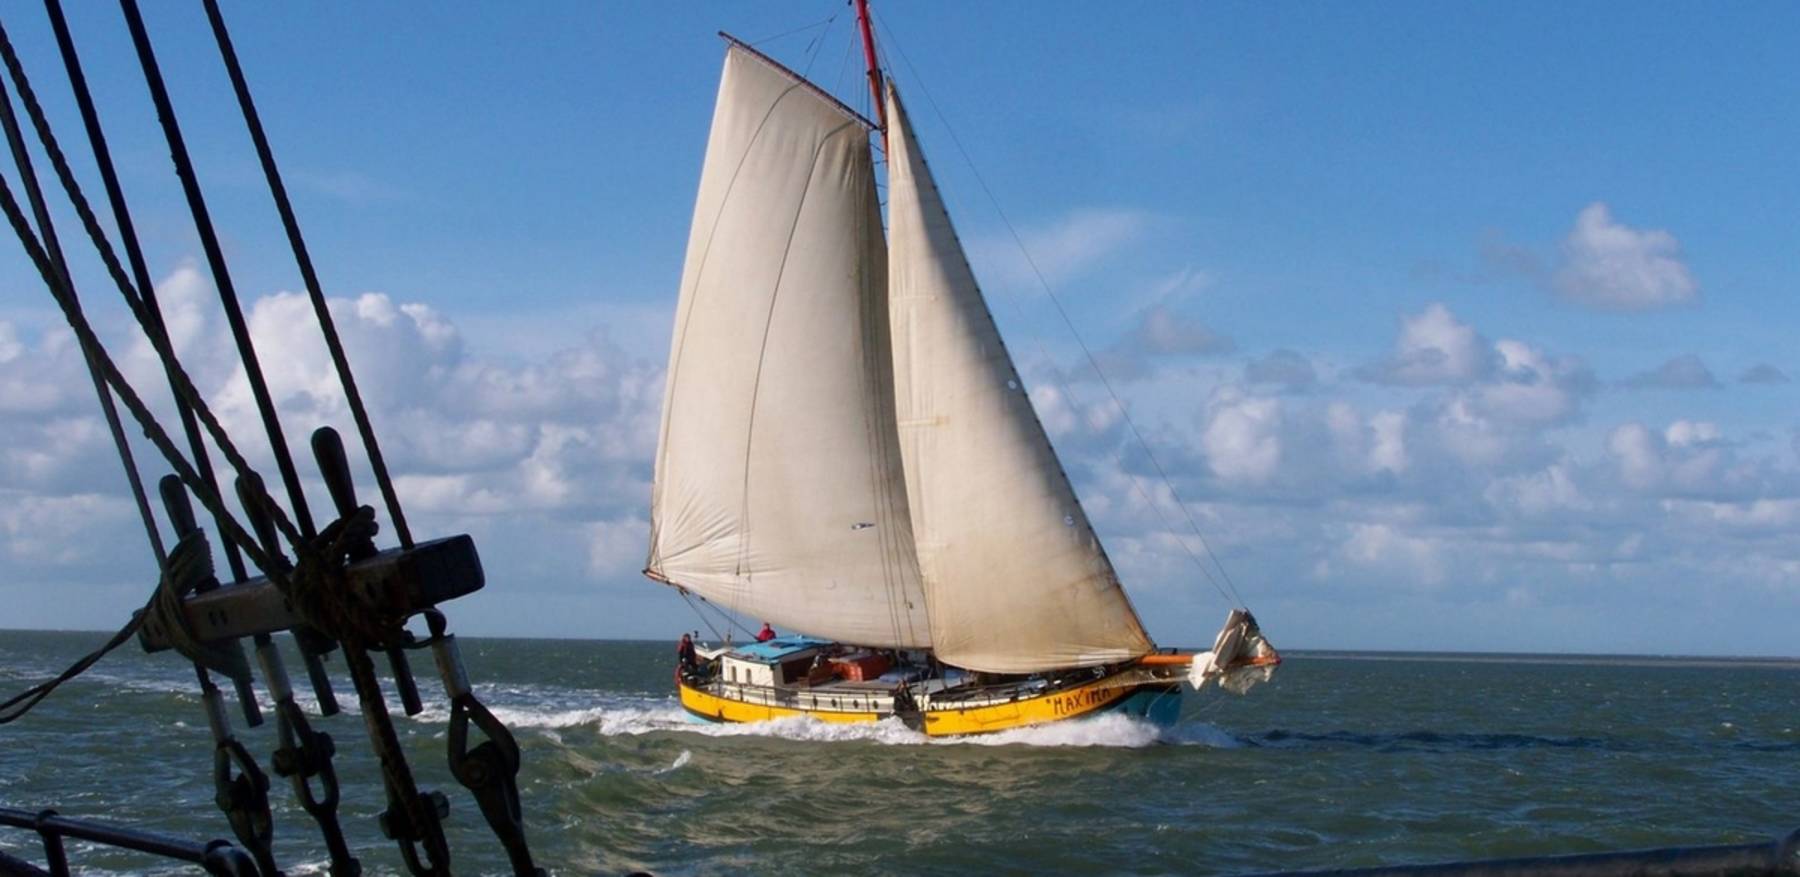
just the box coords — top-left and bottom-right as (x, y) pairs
(0, 2), (1796, 655)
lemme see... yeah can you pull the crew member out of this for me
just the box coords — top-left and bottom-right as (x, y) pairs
(677, 632), (698, 677)
(756, 622), (776, 642)
(893, 679), (917, 713)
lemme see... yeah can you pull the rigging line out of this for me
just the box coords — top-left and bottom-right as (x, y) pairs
(872, 15), (1246, 609)
(0, 54), (281, 761)
(32, 3), (341, 746)
(42, 8), (304, 742)
(797, 8), (841, 81)
(685, 590), (754, 640)
(750, 10), (836, 52)
(0, 67), (164, 569)
(678, 589), (727, 643)
(0, 172), (287, 589)
(0, 615), (140, 724)
(863, 11), (890, 170)
(678, 590), (721, 642)
(119, 0), (319, 545)
(37, 0), (250, 584)
(833, 20), (860, 124)
(1, 161), (270, 738)
(710, 598), (754, 639)
(0, 15), (304, 556)
(201, 0), (412, 549)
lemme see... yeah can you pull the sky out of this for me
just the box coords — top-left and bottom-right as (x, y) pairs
(0, 2), (1797, 655)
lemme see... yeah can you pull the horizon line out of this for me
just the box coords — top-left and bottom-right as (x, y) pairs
(3, 627), (1797, 665)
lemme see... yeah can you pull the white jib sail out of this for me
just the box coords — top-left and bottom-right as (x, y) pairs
(884, 85), (1154, 673)
(647, 44), (931, 649)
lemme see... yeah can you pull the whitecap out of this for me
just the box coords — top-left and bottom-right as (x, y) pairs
(952, 712), (1161, 748)
(575, 698), (1237, 749)
(653, 750), (692, 774)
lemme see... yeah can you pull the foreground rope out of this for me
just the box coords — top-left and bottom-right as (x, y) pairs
(286, 505), (404, 651)
(2, 531), (243, 724)
(0, 621), (138, 725)
(146, 531), (252, 686)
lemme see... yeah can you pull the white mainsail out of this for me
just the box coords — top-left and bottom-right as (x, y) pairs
(884, 85), (1155, 673)
(647, 44), (931, 649)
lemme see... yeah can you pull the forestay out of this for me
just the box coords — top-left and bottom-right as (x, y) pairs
(647, 45), (931, 649)
(884, 85), (1154, 673)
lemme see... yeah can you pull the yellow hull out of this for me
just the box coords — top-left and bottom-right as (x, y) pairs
(678, 681), (883, 726)
(678, 668), (1177, 737)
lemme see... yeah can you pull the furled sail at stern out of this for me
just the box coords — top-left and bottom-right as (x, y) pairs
(647, 44), (931, 649)
(884, 85), (1155, 673)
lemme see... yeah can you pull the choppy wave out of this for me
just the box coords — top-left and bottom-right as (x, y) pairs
(10, 634), (1800, 877)
(75, 670), (204, 699)
(654, 750), (692, 774)
(1248, 728), (1619, 752)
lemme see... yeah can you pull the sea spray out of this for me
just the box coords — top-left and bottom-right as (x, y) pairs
(654, 750), (692, 774)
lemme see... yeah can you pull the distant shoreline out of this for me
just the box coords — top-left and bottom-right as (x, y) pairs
(4, 627), (1797, 667)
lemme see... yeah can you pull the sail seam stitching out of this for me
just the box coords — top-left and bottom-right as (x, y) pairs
(649, 61), (805, 601)
(735, 118), (862, 583)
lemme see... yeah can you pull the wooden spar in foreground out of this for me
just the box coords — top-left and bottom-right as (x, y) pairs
(136, 536), (483, 649)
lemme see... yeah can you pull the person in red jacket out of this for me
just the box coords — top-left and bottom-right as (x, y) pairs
(677, 633), (699, 678)
(756, 622), (776, 642)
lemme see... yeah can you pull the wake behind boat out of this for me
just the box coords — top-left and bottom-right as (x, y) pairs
(644, 3), (1278, 737)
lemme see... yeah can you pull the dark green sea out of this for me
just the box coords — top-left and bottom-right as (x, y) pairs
(2, 631), (1797, 875)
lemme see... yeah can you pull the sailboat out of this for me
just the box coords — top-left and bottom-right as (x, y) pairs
(644, 4), (1278, 737)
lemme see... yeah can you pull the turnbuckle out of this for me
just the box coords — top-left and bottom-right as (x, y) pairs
(212, 736), (277, 876)
(431, 611), (544, 877)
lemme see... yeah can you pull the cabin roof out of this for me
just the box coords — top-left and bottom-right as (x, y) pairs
(727, 635), (830, 663)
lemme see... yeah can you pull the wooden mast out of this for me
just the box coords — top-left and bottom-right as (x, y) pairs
(854, 0), (887, 151)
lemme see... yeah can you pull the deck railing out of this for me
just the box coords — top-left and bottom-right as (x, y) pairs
(0, 807), (258, 877)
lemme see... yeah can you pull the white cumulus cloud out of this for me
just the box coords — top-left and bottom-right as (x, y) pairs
(1200, 387), (1282, 484)
(0, 272), (666, 634)
(1552, 202), (1697, 311)
(1358, 303), (1492, 385)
